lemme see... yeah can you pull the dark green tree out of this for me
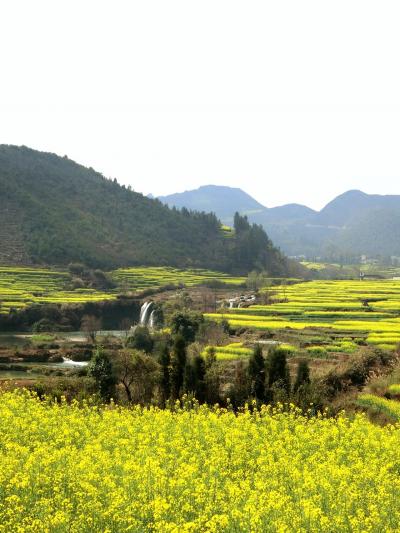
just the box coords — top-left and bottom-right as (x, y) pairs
(170, 311), (204, 344)
(233, 212), (250, 234)
(183, 358), (196, 394)
(204, 357), (221, 405)
(158, 343), (171, 403)
(195, 355), (206, 402)
(294, 360), (311, 392)
(169, 335), (187, 399)
(265, 346), (291, 396)
(127, 326), (154, 353)
(87, 346), (116, 402)
(184, 355), (206, 402)
(228, 360), (249, 407)
(247, 344), (265, 400)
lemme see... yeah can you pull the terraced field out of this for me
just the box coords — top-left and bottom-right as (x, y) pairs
(202, 342), (253, 361)
(0, 267), (114, 315)
(111, 266), (245, 290)
(201, 342), (297, 361)
(301, 261), (400, 279)
(0, 266), (245, 315)
(206, 280), (400, 350)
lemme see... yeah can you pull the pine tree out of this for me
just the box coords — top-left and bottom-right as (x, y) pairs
(294, 360), (310, 392)
(193, 355), (206, 402)
(158, 343), (171, 404)
(229, 360), (249, 407)
(266, 346), (291, 394)
(183, 358), (196, 393)
(183, 354), (206, 402)
(247, 344), (265, 400)
(169, 335), (187, 400)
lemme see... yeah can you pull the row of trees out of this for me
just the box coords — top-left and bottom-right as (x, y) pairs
(87, 334), (217, 406)
(246, 345), (310, 403)
(86, 334), (313, 410)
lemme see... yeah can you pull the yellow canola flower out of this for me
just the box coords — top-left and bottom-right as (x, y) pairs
(0, 390), (399, 532)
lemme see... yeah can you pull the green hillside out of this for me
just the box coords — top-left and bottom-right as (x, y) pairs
(0, 145), (290, 275)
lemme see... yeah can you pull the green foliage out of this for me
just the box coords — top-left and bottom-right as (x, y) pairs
(157, 344), (171, 404)
(233, 213), (287, 275)
(126, 326), (154, 353)
(169, 335), (187, 400)
(31, 334), (56, 344)
(170, 311), (204, 344)
(246, 270), (269, 291)
(265, 346), (291, 395)
(183, 355), (206, 402)
(306, 346), (328, 358)
(87, 347), (116, 402)
(294, 360), (311, 392)
(247, 344), (265, 400)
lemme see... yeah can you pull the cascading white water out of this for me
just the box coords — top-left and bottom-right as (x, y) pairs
(62, 357), (88, 367)
(139, 301), (154, 326)
(149, 310), (156, 329)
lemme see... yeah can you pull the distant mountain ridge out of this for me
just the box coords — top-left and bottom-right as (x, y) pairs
(159, 185), (266, 220)
(159, 186), (400, 259)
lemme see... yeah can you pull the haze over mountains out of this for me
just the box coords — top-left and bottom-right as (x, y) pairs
(159, 186), (400, 260)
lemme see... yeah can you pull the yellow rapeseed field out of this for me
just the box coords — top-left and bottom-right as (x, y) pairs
(0, 391), (400, 532)
(0, 266), (245, 315)
(207, 279), (400, 349)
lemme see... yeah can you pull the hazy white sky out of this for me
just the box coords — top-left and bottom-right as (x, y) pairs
(1, 0), (400, 210)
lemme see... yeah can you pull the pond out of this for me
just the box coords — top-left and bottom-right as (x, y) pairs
(0, 358), (89, 380)
(0, 330), (121, 380)
(0, 333), (31, 348)
(0, 370), (44, 380)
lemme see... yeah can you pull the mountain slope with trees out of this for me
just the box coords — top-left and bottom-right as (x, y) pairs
(0, 145), (292, 275)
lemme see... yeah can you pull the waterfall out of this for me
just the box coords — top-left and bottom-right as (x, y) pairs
(149, 310), (156, 329)
(62, 357), (88, 367)
(139, 301), (154, 326)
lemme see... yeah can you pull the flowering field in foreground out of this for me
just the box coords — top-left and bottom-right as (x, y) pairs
(0, 393), (400, 532)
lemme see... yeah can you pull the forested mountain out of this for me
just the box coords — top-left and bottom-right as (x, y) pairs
(0, 145), (292, 275)
(160, 186), (400, 260)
